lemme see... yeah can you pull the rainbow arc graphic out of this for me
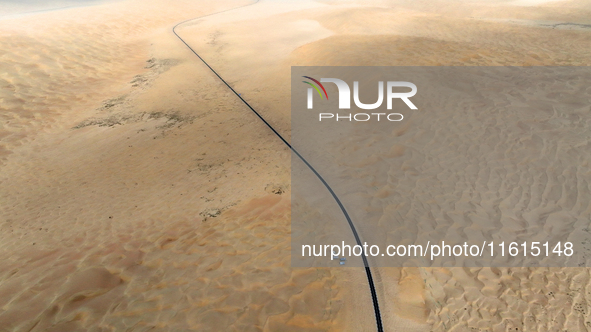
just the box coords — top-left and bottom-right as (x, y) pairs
(302, 76), (328, 100)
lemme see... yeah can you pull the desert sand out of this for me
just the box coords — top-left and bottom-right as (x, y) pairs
(0, 0), (590, 331)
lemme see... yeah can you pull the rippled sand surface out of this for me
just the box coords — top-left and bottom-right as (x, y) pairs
(1, 0), (590, 331)
(0, 1), (344, 330)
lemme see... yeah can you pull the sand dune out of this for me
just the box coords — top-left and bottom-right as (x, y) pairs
(0, 1), (345, 330)
(1, 0), (590, 331)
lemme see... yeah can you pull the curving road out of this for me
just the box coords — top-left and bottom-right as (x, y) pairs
(172, 2), (384, 331)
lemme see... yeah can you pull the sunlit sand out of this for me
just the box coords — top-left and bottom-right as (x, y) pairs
(1, 0), (590, 330)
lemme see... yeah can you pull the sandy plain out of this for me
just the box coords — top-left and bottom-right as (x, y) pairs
(0, 0), (590, 331)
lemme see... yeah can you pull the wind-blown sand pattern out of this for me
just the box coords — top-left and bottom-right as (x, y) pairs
(0, 0), (590, 331)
